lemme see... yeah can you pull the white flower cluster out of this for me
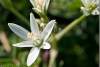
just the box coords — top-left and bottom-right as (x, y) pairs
(81, 0), (100, 16)
(8, 13), (56, 66)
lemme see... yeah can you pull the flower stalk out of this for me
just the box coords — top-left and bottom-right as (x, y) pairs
(51, 15), (86, 42)
(48, 15), (86, 67)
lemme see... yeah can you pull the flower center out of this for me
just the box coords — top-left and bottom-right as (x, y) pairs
(87, 3), (97, 13)
(27, 32), (43, 47)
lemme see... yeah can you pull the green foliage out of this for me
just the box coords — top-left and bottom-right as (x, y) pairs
(49, 0), (81, 18)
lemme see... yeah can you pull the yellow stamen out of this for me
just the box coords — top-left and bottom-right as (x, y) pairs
(27, 32), (34, 39)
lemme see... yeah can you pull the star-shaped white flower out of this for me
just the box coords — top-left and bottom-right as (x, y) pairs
(81, 0), (100, 16)
(30, 0), (50, 13)
(8, 13), (56, 66)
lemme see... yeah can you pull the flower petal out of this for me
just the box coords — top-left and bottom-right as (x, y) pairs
(13, 41), (34, 47)
(30, 0), (36, 7)
(95, 0), (99, 5)
(92, 8), (100, 15)
(81, 7), (90, 16)
(30, 13), (40, 34)
(8, 23), (29, 40)
(81, 0), (90, 7)
(41, 20), (56, 41)
(27, 47), (40, 66)
(42, 0), (50, 11)
(41, 42), (51, 49)
(44, 0), (50, 11)
(91, 0), (97, 4)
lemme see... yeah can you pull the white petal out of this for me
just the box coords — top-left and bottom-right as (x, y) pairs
(81, 0), (88, 6)
(43, 0), (50, 11)
(41, 42), (51, 49)
(41, 20), (56, 41)
(45, 0), (50, 11)
(30, 13), (40, 34)
(91, 0), (97, 4)
(95, 0), (99, 5)
(81, 7), (90, 16)
(92, 8), (100, 15)
(27, 47), (40, 66)
(13, 41), (34, 47)
(8, 23), (29, 40)
(33, 8), (42, 14)
(30, 0), (36, 7)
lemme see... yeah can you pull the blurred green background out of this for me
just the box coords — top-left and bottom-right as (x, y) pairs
(0, 0), (99, 67)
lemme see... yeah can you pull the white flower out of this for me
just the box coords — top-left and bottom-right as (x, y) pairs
(8, 13), (56, 66)
(30, 0), (50, 13)
(81, 0), (100, 16)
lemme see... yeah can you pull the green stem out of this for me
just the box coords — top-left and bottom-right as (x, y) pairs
(55, 15), (86, 41)
(10, 8), (29, 25)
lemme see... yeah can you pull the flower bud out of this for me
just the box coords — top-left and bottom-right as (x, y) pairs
(30, 0), (50, 14)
